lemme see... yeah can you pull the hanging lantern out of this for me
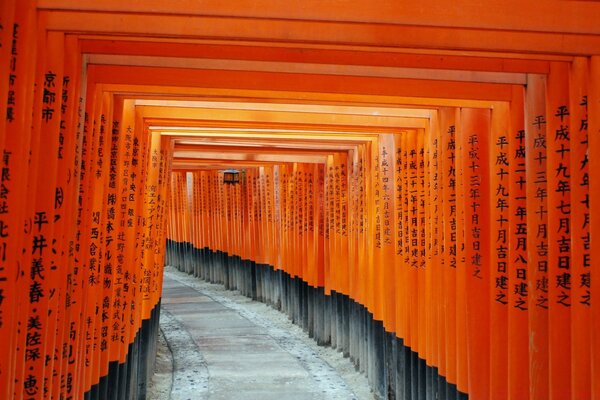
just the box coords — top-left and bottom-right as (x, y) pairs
(223, 169), (240, 185)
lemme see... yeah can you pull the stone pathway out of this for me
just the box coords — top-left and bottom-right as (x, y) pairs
(154, 267), (373, 400)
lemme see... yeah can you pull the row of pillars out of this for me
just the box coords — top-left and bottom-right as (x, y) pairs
(167, 61), (600, 400)
(167, 241), (468, 400)
(0, 3), (172, 397)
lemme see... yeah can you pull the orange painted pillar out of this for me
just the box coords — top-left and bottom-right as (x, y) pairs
(569, 57), (591, 400)
(508, 86), (530, 400)
(525, 73), (550, 400)
(545, 61), (572, 400)
(589, 55), (600, 400)
(489, 102), (509, 399)
(460, 107), (491, 400)
(439, 108), (458, 387)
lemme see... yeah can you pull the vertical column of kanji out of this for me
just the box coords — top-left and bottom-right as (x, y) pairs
(362, 141), (373, 313)
(23, 27), (62, 400)
(400, 132), (411, 354)
(324, 157), (333, 296)
(525, 74), (549, 400)
(58, 36), (84, 400)
(489, 102), (510, 399)
(171, 172), (180, 264)
(305, 163), (314, 286)
(206, 171), (213, 259)
(2, 3), (38, 395)
(245, 169), (252, 268)
(136, 105), (153, 374)
(267, 166), (275, 269)
(221, 171), (230, 266)
(196, 170), (203, 261)
(346, 152), (355, 304)
(233, 167), (239, 259)
(273, 166), (282, 271)
(261, 165), (273, 268)
(128, 108), (147, 370)
(278, 167), (286, 273)
(141, 132), (162, 322)
(508, 86), (530, 399)
(424, 124), (435, 378)
(300, 163), (307, 282)
(354, 146), (365, 310)
(405, 130), (418, 362)
(0, 9), (15, 383)
(232, 167), (242, 256)
(197, 171), (205, 260)
(154, 136), (172, 306)
(416, 130), (426, 368)
(393, 133), (406, 349)
(438, 108), (458, 388)
(379, 135), (395, 333)
(199, 171), (207, 264)
(454, 108), (469, 397)
(307, 165), (316, 287)
(205, 172), (213, 262)
(306, 162), (313, 285)
(316, 164), (325, 289)
(77, 84), (103, 395)
(92, 93), (115, 390)
(91, 93), (113, 392)
(294, 164), (301, 281)
(372, 136), (384, 323)
(299, 164), (308, 283)
(569, 57), (591, 400)
(220, 171), (228, 267)
(126, 105), (142, 379)
(237, 170), (244, 260)
(236, 170), (243, 263)
(176, 171), (183, 259)
(332, 157), (339, 295)
(115, 100), (135, 387)
(198, 171), (205, 260)
(294, 164), (301, 280)
(253, 168), (261, 268)
(104, 97), (125, 382)
(250, 168), (257, 267)
(424, 121), (439, 380)
(157, 137), (170, 299)
(241, 168), (249, 267)
(325, 155), (337, 294)
(429, 120), (443, 385)
(340, 155), (350, 299)
(0, 0), (15, 151)
(461, 108), (491, 400)
(249, 168), (256, 264)
(210, 171), (217, 261)
(189, 170), (194, 259)
(294, 165), (303, 282)
(545, 62), (572, 399)
(589, 56), (600, 400)
(182, 172), (189, 264)
(182, 172), (191, 270)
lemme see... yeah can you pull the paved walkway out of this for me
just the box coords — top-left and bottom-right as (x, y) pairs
(159, 268), (371, 400)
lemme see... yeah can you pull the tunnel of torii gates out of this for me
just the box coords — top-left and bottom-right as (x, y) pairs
(1, 1), (600, 400)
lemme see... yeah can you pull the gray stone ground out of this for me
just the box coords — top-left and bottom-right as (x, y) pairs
(148, 266), (374, 400)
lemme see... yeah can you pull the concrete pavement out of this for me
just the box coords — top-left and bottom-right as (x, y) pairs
(157, 268), (372, 400)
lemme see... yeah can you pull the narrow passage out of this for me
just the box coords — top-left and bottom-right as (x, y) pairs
(156, 267), (372, 400)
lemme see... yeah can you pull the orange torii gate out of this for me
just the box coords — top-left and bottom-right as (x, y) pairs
(0, 1), (600, 400)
